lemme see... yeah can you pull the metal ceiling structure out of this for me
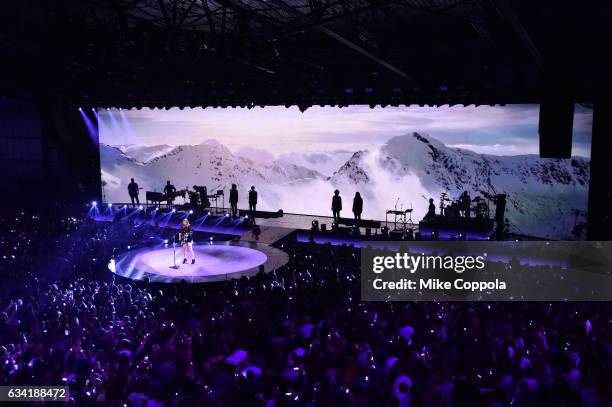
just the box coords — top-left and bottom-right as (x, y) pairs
(1, 0), (611, 108)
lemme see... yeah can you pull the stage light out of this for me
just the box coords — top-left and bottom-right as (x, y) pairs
(245, 215), (249, 219)
(78, 107), (82, 111)
(164, 239), (168, 244)
(189, 209), (193, 214)
(108, 203), (112, 208)
(172, 209), (176, 213)
(92, 201), (97, 206)
(225, 213), (229, 217)
(208, 211), (211, 215)
(127, 245), (131, 250)
(123, 205), (127, 208)
(139, 205), (143, 210)
(106, 108), (110, 111)
(209, 236), (214, 241)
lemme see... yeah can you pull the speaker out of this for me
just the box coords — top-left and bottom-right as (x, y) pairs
(320, 224), (327, 232)
(539, 101), (574, 158)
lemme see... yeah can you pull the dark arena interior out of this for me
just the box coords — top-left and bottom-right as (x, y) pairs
(2, 1), (612, 406)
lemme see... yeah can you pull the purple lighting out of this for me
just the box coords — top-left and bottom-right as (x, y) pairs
(109, 242), (286, 283)
(78, 109), (99, 144)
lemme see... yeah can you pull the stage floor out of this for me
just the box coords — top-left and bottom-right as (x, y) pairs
(109, 241), (288, 283)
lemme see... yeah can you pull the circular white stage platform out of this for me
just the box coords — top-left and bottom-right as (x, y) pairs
(109, 241), (288, 283)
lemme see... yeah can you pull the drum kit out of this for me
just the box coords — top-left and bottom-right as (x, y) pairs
(472, 196), (490, 219)
(186, 184), (225, 211)
(424, 191), (490, 221)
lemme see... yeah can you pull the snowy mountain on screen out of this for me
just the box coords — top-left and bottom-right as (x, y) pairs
(277, 150), (355, 177)
(101, 134), (590, 239)
(117, 144), (175, 163)
(100, 139), (324, 210)
(99, 144), (145, 192)
(330, 132), (589, 239)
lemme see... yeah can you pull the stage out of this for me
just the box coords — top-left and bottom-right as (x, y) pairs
(109, 241), (289, 283)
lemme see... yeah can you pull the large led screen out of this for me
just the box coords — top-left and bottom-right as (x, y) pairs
(99, 105), (592, 239)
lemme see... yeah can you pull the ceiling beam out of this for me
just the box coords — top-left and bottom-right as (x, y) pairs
(274, 0), (403, 40)
(264, 0), (414, 81)
(156, 0), (174, 28)
(177, 0), (198, 27)
(201, 0), (216, 34)
(492, 0), (543, 69)
(212, 0), (279, 28)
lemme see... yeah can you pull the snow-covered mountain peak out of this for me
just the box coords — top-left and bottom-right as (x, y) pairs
(197, 138), (228, 149)
(329, 133), (590, 239)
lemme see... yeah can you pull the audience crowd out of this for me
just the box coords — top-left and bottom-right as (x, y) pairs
(0, 210), (610, 406)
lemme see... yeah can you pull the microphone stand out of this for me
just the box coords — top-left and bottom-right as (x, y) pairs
(169, 233), (180, 269)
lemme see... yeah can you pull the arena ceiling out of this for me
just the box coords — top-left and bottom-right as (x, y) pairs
(2, 0), (611, 108)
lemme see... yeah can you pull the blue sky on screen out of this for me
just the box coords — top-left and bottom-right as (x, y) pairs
(98, 104), (592, 157)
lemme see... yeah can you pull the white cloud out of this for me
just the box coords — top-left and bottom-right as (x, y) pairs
(98, 104), (592, 157)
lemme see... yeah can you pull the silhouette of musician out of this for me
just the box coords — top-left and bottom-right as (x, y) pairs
(494, 194), (507, 240)
(127, 178), (140, 207)
(460, 190), (471, 218)
(332, 189), (342, 221)
(248, 186), (258, 216)
(425, 198), (436, 218)
(164, 180), (176, 206)
(352, 192), (363, 221)
(229, 184), (239, 218)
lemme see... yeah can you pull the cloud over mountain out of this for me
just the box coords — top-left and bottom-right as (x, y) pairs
(101, 133), (589, 239)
